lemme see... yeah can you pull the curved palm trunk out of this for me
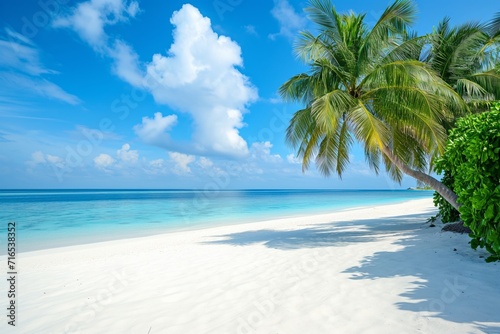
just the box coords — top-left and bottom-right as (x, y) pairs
(381, 146), (459, 210)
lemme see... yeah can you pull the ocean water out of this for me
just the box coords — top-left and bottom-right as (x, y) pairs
(0, 189), (433, 253)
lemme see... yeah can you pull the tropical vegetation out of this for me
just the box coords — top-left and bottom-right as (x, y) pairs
(434, 103), (500, 262)
(424, 17), (500, 114)
(280, 0), (500, 212)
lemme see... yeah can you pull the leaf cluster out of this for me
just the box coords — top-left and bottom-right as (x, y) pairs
(280, 0), (465, 181)
(434, 103), (500, 262)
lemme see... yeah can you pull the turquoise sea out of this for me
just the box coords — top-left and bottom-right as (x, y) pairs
(0, 189), (433, 253)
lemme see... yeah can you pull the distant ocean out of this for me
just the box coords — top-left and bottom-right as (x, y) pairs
(0, 189), (433, 253)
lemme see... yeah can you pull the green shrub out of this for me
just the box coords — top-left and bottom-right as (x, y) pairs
(434, 103), (500, 262)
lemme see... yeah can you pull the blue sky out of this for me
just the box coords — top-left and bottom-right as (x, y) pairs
(0, 0), (498, 189)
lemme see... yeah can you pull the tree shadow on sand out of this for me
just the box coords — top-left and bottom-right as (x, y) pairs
(204, 211), (432, 250)
(203, 209), (500, 333)
(341, 222), (500, 333)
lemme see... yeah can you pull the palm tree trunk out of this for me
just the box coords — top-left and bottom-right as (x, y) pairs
(381, 146), (459, 210)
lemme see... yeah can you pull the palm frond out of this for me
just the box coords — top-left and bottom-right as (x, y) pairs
(382, 151), (404, 183)
(456, 78), (491, 100)
(487, 12), (500, 39)
(315, 119), (353, 177)
(311, 89), (355, 133)
(281, 0), (476, 184)
(294, 30), (342, 64)
(335, 120), (353, 175)
(279, 73), (314, 105)
(305, 0), (341, 32)
(469, 69), (500, 99)
(429, 18), (489, 84)
(286, 107), (315, 148)
(347, 102), (390, 150)
(359, 0), (416, 65)
(364, 145), (381, 175)
(382, 35), (428, 64)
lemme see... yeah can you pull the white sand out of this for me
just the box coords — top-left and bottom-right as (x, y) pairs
(2, 198), (500, 333)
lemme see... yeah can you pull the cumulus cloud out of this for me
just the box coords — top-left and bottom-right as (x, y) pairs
(269, 0), (306, 41)
(250, 142), (282, 163)
(94, 153), (115, 170)
(133, 112), (178, 145)
(144, 4), (258, 157)
(56, 2), (258, 158)
(145, 158), (168, 175)
(116, 143), (138, 163)
(93, 143), (138, 172)
(169, 151), (195, 174)
(149, 159), (165, 168)
(27, 151), (68, 177)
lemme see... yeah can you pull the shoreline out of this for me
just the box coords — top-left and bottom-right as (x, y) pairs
(2, 189), (434, 254)
(18, 198), (429, 255)
(4, 198), (500, 333)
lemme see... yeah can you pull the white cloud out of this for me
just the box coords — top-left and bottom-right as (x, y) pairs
(149, 159), (164, 168)
(108, 39), (144, 87)
(30, 151), (46, 165)
(0, 30), (52, 76)
(144, 4), (258, 157)
(287, 153), (301, 164)
(53, 0), (143, 88)
(46, 154), (64, 166)
(116, 143), (138, 163)
(53, 0), (139, 49)
(27, 151), (67, 173)
(0, 29), (80, 105)
(268, 96), (283, 104)
(133, 112), (178, 145)
(0, 73), (81, 105)
(169, 151), (195, 174)
(145, 158), (168, 175)
(126, 1), (140, 16)
(53, 2), (105, 47)
(94, 153), (115, 170)
(269, 0), (306, 40)
(198, 157), (213, 169)
(250, 141), (282, 163)
(244, 25), (258, 36)
(56, 3), (258, 158)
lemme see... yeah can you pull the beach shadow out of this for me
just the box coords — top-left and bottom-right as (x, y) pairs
(342, 225), (500, 332)
(204, 209), (500, 332)
(204, 211), (432, 250)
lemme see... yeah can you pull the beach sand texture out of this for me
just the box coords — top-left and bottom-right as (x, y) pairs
(4, 198), (500, 333)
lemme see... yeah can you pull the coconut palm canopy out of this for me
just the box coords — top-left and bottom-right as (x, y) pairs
(280, 0), (475, 208)
(425, 17), (500, 111)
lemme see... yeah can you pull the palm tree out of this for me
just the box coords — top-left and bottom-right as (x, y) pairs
(421, 15), (500, 219)
(424, 17), (500, 113)
(280, 0), (466, 209)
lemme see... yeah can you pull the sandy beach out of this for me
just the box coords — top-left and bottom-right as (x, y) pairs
(4, 198), (500, 333)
